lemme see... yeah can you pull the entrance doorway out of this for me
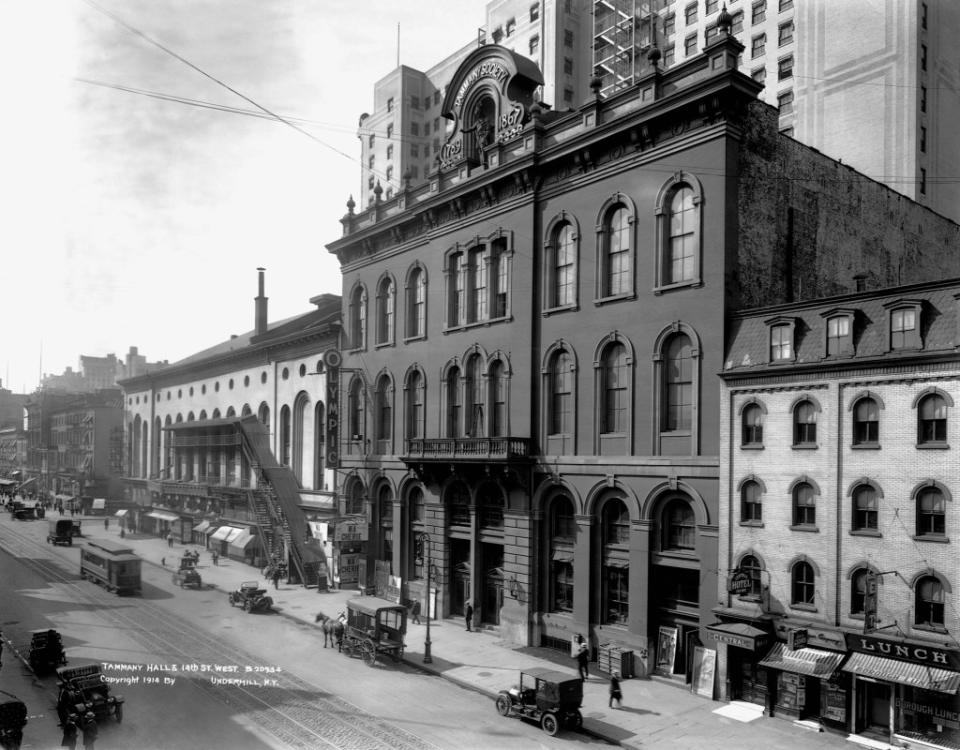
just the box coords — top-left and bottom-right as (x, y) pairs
(481, 543), (504, 626)
(451, 539), (470, 615)
(857, 680), (890, 733)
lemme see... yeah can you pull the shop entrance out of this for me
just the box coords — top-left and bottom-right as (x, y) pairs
(857, 680), (890, 733)
(481, 543), (504, 626)
(451, 539), (471, 616)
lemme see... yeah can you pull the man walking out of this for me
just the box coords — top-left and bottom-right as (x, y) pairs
(575, 634), (590, 681)
(60, 715), (78, 749)
(465, 601), (474, 632)
(81, 712), (98, 749)
(271, 566), (281, 590)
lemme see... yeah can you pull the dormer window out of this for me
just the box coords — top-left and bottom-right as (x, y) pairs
(885, 300), (922, 351)
(765, 316), (796, 363)
(821, 308), (855, 357)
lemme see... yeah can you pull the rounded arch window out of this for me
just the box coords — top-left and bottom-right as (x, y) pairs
(214, 382), (220, 392)
(738, 555), (763, 598)
(189, 387), (194, 396)
(166, 391), (171, 400)
(601, 497), (630, 546)
(261, 372), (268, 384)
(201, 384), (207, 395)
(178, 389), (182, 399)
(662, 498), (695, 550)
(228, 379), (234, 390)
(244, 375), (250, 387)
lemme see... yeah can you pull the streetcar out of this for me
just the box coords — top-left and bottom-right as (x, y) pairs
(79, 539), (142, 595)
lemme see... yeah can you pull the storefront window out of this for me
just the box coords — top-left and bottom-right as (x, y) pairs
(898, 686), (960, 746)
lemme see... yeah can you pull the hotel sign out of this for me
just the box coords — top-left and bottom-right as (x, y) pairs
(727, 570), (752, 595)
(844, 633), (960, 671)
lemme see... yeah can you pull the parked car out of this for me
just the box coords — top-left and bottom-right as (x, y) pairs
(227, 582), (273, 613)
(27, 629), (67, 674)
(494, 668), (583, 736)
(55, 664), (124, 724)
(46, 519), (76, 546)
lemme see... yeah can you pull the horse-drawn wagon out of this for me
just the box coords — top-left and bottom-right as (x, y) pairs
(171, 555), (202, 589)
(340, 596), (407, 667)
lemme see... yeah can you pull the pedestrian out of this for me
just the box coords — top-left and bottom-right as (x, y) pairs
(81, 711), (98, 749)
(575, 634), (590, 681)
(465, 601), (474, 632)
(103, 518), (108, 530)
(271, 566), (281, 590)
(161, 557), (166, 567)
(211, 549), (219, 566)
(167, 532), (173, 547)
(120, 527), (125, 539)
(410, 598), (421, 625)
(608, 672), (622, 709)
(60, 715), (78, 749)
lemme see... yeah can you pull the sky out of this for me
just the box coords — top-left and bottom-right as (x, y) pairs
(0, 0), (484, 394)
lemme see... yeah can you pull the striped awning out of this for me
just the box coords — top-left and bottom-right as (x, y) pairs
(759, 643), (845, 677)
(842, 652), (960, 694)
(211, 526), (244, 542)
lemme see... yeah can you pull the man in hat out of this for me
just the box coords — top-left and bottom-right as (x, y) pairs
(60, 714), (78, 749)
(82, 711), (98, 749)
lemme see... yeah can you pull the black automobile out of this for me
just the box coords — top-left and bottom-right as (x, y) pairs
(495, 667), (583, 736)
(227, 581), (273, 613)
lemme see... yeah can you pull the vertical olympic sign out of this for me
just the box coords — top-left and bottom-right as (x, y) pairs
(323, 350), (341, 469)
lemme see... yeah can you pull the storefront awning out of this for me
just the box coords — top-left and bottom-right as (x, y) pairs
(842, 652), (960, 694)
(759, 643), (845, 677)
(706, 622), (772, 652)
(204, 525), (221, 536)
(146, 510), (179, 522)
(211, 525), (244, 542)
(229, 530), (260, 551)
(551, 550), (574, 563)
(193, 520), (211, 533)
(92, 498), (106, 510)
(114, 509), (128, 517)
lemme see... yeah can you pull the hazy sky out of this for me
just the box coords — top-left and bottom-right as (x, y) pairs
(0, 0), (483, 393)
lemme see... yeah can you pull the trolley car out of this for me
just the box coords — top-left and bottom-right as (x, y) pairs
(79, 539), (141, 595)
(341, 596), (407, 666)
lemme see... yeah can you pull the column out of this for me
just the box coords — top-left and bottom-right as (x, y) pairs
(573, 514), (594, 636)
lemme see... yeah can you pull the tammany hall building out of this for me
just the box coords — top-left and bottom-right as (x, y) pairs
(326, 22), (960, 683)
(718, 277), (960, 747)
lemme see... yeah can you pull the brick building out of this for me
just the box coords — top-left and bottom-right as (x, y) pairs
(718, 278), (960, 747)
(326, 23), (959, 684)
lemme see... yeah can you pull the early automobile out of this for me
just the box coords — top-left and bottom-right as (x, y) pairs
(0, 694), (27, 750)
(340, 596), (407, 667)
(27, 629), (67, 675)
(8, 500), (37, 521)
(495, 668), (584, 736)
(171, 556), (202, 589)
(228, 581), (273, 613)
(46, 519), (75, 546)
(55, 664), (124, 724)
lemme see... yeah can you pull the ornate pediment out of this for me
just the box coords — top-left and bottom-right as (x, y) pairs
(438, 45), (543, 170)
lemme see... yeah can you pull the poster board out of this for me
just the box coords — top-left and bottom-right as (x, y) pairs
(690, 647), (717, 698)
(655, 626), (678, 676)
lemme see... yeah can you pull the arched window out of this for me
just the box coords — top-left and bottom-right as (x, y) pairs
(410, 486), (424, 523)
(407, 266), (426, 339)
(376, 277), (395, 345)
(467, 245), (489, 323)
(740, 480), (762, 523)
(655, 174), (702, 289)
(601, 342), (628, 434)
(916, 485), (946, 537)
(546, 221), (577, 309)
(347, 480), (365, 515)
(852, 484), (879, 531)
(793, 400), (817, 446)
(292, 392), (309, 482)
(446, 366), (462, 437)
(279, 405), (291, 466)
(600, 497), (629, 624)
(742, 403), (763, 446)
(349, 285), (367, 350)
(548, 494), (575, 613)
(348, 378), (365, 442)
(211, 409), (221, 420)
(447, 249), (465, 327)
(850, 568), (870, 615)
(601, 205), (631, 298)
(375, 374), (393, 451)
(791, 561), (815, 605)
(241, 404), (252, 417)
(478, 484), (503, 529)
(489, 360), (507, 437)
(664, 185), (696, 284)
(918, 393), (947, 444)
(465, 354), (485, 437)
(225, 406), (236, 418)
(663, 334), (692, 433)
(853, 397), (879, 445)
(447, 481), (470, 526)
(739, 555), (763, 599)
(406, 370), (425, 440)
(549, 349), (573, 436)
(662, 498), (695, 550)
(792, 482), (816, 527)
(313, 401), (325, 489)
(915, 576), (945, 627)
(257, 403), (269, 428)
(198, 410), (208, 421)
(378, 484), (393, 563)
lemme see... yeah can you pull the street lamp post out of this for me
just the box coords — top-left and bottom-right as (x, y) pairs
(417, 532), (432, 664)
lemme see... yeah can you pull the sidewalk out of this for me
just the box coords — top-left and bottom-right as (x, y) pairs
(86, 522), (870, 750)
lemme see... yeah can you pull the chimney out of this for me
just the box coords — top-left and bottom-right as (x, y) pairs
(853, 273), (868, 292)
(255, 267), (268, 335)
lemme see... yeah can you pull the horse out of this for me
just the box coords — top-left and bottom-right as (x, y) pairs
(314, 612), (345, 651)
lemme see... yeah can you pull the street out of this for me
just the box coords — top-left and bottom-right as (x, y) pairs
(0, 512), (612, 749)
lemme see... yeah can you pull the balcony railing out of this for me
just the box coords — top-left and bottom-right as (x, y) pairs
(173, 434), (242, 448)
(402, 437), (532, 462)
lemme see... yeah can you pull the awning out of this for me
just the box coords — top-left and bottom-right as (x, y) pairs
(842, 652), (960, 694)
(204, 525), (220, 536)
(146, 510), (179, 522)
(92, 498), (106, 510)
(193, 520), (211, 533)
(759, 643), (845, 677)
(551, 549), (574, 563)
(0, 479), (16, 487)
(706, 622), (772, 652)
(114, 509), (128, 517)
(18, 477), (37, 489)
(211, 526), (244, 542)
(604, 558), (629, 569)
(229, 530), (260, 551)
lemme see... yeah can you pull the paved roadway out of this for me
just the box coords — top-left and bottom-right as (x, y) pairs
(0, 511), (612, 750)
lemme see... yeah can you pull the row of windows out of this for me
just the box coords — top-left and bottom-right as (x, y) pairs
(739, 476), (951, 538)
(740, 390), (952, 449)
(683, 0), (792, 27)
(737, 554), (949, 629)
